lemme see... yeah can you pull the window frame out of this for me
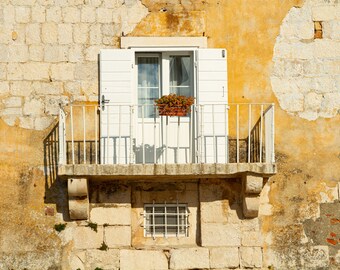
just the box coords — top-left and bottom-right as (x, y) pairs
(143, 202), (189, 239)
(135, 50), (195, 121)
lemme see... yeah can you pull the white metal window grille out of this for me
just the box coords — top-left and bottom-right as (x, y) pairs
(143, 202), (189, 238)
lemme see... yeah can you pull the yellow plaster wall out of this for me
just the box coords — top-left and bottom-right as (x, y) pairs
(0, 0), (339, 268)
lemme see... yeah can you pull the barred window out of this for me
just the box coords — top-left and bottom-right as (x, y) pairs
(144, 203), (189, 238)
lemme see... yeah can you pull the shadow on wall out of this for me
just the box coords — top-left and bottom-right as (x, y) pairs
(43, 122), (70, 221)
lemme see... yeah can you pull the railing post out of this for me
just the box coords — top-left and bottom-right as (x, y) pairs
(83, 105), (86, 164)
(58, 107), (66, 165)
(129, 105), (134, 164)
(70, 105), (75, 165)
(265, 104), (275, 163)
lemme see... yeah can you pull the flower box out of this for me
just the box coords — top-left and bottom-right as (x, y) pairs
(155, 94), (194, 117)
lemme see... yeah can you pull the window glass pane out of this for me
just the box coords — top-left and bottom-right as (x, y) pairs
(170, 56), (190, 87)
(169, 55), (192, 98)
(137, 56), (160, 118)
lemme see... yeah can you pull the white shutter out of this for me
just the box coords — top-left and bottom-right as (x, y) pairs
(100, 49), (134, 164)
(196, 49), (228, 163)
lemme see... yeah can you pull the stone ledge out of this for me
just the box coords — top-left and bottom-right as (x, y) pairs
(58, 163), (277, 179)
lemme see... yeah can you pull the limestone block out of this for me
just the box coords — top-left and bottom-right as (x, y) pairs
(26, 24), (41, 44)
(45, 96), (69, 115)
(23, 63), (50, 81)
(11, 0), (36, 5)
(312, 6), (336, 21)
(209, 247), (239, 269)
(69, 45), (84, 62)
(90, 206), (131, 225)
(73, 24), (89, 44)
(69, 250), (85, 270)
(300, 246), (329, 269)
(10, 81), (32, 96)
(73, 226), (103, 249)
(2, 116), (17, 126)
(243, 174), (263, 194)
(89, 24), (102, 44)
(96, 8), (113, 23)
(277, 93), (304, 112)
(19, 117), (34, 129)
(312, 76), (334, 94)
(314, 40), (340, 58)
(3, 6), (15, 24)
(319, 93), (340, 118)
(105, 226), (131, 247)
(31, 6), (45, 23)
(33, 81), (63, 95)
(296, 22), (314, 40)
(23, 98), (43, 116)
(201, 223), (241, 247)
(75, 63), (98, 80)
(0, 107), (22, 116)
(323, 21), (340, 40)
(85, 45), (101, 61)
(103, 0), (124, 8)
(0, 45), (8, 61)
(62, 7), (80, 23)
(127, 1), (149, 24)
(243, 196), (260, 218)
(68, 0), (85, 5)
(170, 248), (210, 270)
(120, 250), (168, 270)
(34, 116), (54, 130)
(241, 231), (262, 247)
(46, 6), (61, 23)
(3, 97), (21, 108)
(304, 92), (322, 111)
(240, 247), (263, 268)
(85, 249), (119, 270)
(274, 42), (313, 60)
(64, 81), (81, 95)
(44, 45), (68, 62)
(15, 7), (30, 23)
(259, 203), (273, 216)
(0, 82), (10, 96)
(12, 23), (26, 44)
(241, 217), (260, 232)
(29, 45), (44, 61)
(51, 63), (75, 81)
(8, 45), (29, 62)
(81, 7), (96, 23)
(58, 24), (73, 45)
(42, 23), (58, 43)
(0, 64), (6, 80)
(201, 201), (227, 223)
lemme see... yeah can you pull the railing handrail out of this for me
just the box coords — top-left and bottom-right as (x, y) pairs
(58, 103), (275, 166)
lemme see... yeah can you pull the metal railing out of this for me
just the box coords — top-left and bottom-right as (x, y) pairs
(58, 103), (275, 165)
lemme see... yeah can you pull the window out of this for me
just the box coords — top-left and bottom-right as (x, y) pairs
(144, 203), (189, 238)
(136, 52), (194, 118)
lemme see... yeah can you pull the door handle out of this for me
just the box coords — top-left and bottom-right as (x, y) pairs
(101, 95), (110, 110)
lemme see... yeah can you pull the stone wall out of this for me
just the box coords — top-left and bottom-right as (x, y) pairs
(0, 0), (148, 130)
(59, 179), (265, 270)
(271, 0), (340, 120)
(0, 0), (339, 269)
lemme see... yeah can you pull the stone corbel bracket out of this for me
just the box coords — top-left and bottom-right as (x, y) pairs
(68, 178), (89, 220)
(242, 174), (265, 218)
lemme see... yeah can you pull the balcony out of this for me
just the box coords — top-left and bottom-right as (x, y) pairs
(55, 103), (276, 179)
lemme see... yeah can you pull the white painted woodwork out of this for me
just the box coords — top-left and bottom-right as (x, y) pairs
(196, 49), (228, 163)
